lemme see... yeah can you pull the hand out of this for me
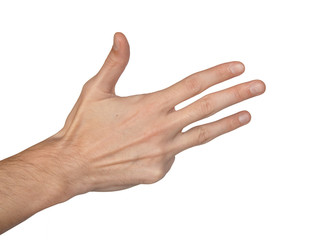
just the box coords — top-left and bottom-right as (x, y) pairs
(0, 32), (266, 233)
(50, 32), (266, 197)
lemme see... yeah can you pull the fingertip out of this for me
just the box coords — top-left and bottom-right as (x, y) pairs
(114, 32), (125, 38)
(229, 61), (245, 75)
(250, 79), (266, 95)
(238, 110), (251, 125)
(257, 80), (266, 93)
(108, 32), (130, 64)
(235, 61), (245, 71)
(114, 32), (129, 47)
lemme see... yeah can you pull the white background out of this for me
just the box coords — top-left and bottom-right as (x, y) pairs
(0, 0), (330, 239)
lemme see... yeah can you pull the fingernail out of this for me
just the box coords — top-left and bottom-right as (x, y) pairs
(239, 113), (250, 124)
(113, 33), (120, 51)
(250, 82), (265, 95)
(230, 63), (245, 75)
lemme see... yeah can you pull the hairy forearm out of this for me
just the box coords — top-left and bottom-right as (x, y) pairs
(0, 137), (71, 234)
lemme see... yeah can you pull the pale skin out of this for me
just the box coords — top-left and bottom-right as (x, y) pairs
(0, 32), (266, 233)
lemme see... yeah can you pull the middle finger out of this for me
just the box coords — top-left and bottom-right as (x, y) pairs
(171, 80), (266, 128)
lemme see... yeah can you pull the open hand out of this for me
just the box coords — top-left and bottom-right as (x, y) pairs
(51, 32), (266, 197)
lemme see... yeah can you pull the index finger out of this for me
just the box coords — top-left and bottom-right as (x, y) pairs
(159, 61), (245, 107)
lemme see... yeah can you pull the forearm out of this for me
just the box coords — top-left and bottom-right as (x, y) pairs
(0, 137), (71, 234)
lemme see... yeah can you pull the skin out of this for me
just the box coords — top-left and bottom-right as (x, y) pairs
(0, 32), (266, 234)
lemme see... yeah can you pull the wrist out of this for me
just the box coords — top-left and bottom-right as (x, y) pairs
(15, 136), (81, 207)
(40, 133), (92, 200)
(0, 135), (86, 233)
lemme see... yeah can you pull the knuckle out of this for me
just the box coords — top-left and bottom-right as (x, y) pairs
(198, 97), (214, 116)
(81, 80), (96, 96)
(197, 126), (210, 145)
(145, 167), (166, 184)
(184, 76), (202, 95)
(82, 81), (92, 92)
(216, 65), (228, 77)
(230, 88), (244, 100)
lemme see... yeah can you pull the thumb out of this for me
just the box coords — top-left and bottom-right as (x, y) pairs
(95, 32), (130, 94)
